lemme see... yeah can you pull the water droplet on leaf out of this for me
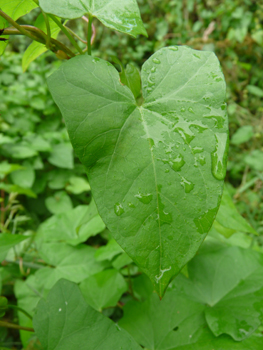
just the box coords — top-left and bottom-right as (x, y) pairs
(211, 132), (228, 180)
(153, 58), (160, 64)
(114, 203), (124, 216)
(180, 177), (194, 193)
(135, 193), (153, 204)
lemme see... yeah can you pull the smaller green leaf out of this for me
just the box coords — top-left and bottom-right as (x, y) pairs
(2, 144), (38, 159)
(247, 85), (263, 97)
(66, 176), (91, 194)
(0, 0), (37, 56)
(0, 134), (15, 145)
(33, 279), (142, 350)
(132, 274), (154, 301)
(15, 275), (46, 347)
(39, 0), (147, 37)
(48, 169), (71, 189)
(0, 162), (23, 179)
(36, 242), (108, 289)
(212, 187), (257, 237)
(10, 162), (35, 188)
(48, 143), (74, 169)
(45, 190), (73, 214)
(0, 234), (28, 262)
(244, 150), (263, 171)
(37, 201), (105, 245)
(0, 0), (37, 21)
(0, 183), (37, 198)
(80, 269), (128, 311)
(208, 230), (253, 249)
(231, 125), (253, 145)
(95, 239), (123, 262)
(120, 63), (141, 99)
(24, 134), (52, 152)
(112, 253), (133, 270)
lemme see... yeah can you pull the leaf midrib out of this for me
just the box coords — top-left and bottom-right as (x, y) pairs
(139, 106), (162, 294)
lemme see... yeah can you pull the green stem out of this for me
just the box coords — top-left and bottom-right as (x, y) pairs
(0, 10), (41, 42)
(0, 320), (34, 332)
(41, 10), (51, 48)
(5, 259), (45, 270)
(48, 15), (83, 54)
(87, 14), (93, 55)
(2, 27), (75, 58)
(66, 26), (87, 44)
(8, 305), (32, 320)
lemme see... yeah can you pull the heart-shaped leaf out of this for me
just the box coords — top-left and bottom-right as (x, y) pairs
(33, 279), (142, 350)
(47, 46), (228, 297)
(39, 0), (147, 37)
(119, 244), (263, 348)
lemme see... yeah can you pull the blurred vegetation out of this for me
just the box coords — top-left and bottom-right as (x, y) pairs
(0, 0), (263, 348)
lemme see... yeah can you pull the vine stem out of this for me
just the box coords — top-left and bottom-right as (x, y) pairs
(41, 10), (51, 48)
(2, 26), (75, 57)
(7, 305), (33, 320)
(82, 15), (96, 45)
(48, 14), (83, 54)
(87, 14), (93, 55)
(0, 10), (40, 42)
(66, 26), (87, 44)
(0, 189), (4, 225)
(0, 320), (34, 332)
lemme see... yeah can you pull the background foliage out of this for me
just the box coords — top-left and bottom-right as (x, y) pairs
(0, 0), (263, 349)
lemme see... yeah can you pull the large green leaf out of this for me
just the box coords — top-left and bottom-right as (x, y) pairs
(47, 46), (228, 297)
(39, 0), (147, 37)
(33, 279), (142, 350)
(119, 244), (263, 348)
(0, 234), (28, 262)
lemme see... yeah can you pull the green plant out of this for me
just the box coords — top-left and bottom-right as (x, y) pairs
(0, 0), (262, 349)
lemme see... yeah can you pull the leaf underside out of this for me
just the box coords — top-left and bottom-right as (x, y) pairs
(47, 46), (228, 297)
(39, 0), (147, 37)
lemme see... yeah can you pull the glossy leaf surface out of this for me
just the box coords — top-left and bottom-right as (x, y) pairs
(39, 0), (147, 37)
(33, 279), (142, 350)
(119, 244), (263, 347)
(47, 46), (228, 297)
